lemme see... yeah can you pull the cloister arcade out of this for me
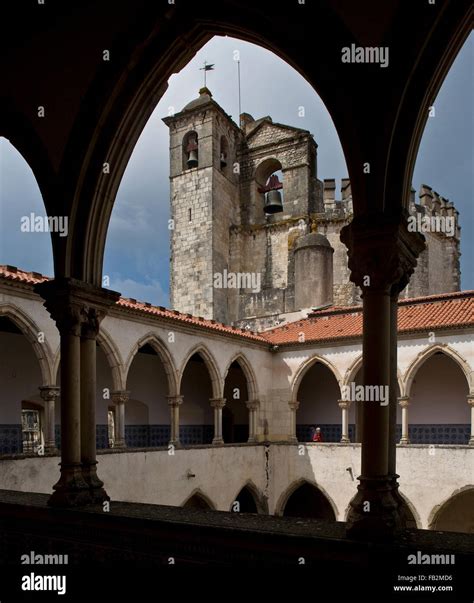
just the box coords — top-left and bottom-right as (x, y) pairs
(0, 1), (472, 558)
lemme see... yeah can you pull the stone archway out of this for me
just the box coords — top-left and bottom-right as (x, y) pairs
(429, 487), (474, 533)
(278, 480), (337, 521)
(182, 490), (215, 510)
(293, 357), (342, 442)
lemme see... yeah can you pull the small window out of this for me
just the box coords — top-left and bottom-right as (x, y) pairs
(21, 408), (42, 454)
(220, 136), (229, 171)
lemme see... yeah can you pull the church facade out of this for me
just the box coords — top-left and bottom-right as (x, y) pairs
(164, 88), (461, 330)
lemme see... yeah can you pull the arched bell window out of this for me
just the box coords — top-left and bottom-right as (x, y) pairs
(182, 131), (199, 170)
(219, 135), (229, 171)
(256, 158), (284, 214)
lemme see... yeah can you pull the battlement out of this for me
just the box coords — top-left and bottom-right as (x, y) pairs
(321, 179), (459, 238)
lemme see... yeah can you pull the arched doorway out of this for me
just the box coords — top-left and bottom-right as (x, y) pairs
(183, 492), (214, 510)
(281, 481), (336, 521)
(232, 484), (262, 514)
(409, 351), (470, 444)
(296, 360), (341, 442)
(0, 315), (44, 454)
(223, 360), (250, 443)
(125, 342), (170, 447)
(180, 352), (214, 445)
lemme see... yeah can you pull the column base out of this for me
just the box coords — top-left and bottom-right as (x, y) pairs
(346, 476), (402, 540)
(48, 463), (92, 507)
(399, 437), (410, 445)
(113, 439), (126, 449)
(289, 436), (298, 444)
(82, 462), (110, 504)
(45, 443), (59, 455)
(469, 437), (474, 446)
(168, 439), (181, 449)
(212, 437), (224, 445)
(247, 436), (257, 444)
(340, 436), (351, 444)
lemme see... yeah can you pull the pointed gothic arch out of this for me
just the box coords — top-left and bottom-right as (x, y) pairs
(343, 354), (405, 396)
(178, 344), (222, 399)
(97, 327), (125, 391)
(0, 303), (54, 386)
(275, 478), (338, 520)
(124, 332), (178, 396)
(229, 480), (267, 514)
(182, 488), (216, 510)
(291, 355), (342, 403)
(223, 353), (258, 401)
(404, 344), (472, 397)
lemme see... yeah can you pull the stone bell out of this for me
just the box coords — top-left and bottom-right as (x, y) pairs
(264, 189), (283, 214)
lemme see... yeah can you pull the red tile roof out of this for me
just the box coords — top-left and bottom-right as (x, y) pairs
(0, 266), (266, 342)
(1, 265), (473, 346)
(265, 291), (474, 345)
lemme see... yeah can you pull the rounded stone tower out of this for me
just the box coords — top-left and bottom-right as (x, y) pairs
(294, 224), (334, 309)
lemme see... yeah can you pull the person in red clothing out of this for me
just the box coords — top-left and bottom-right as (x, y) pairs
(312, 426), (323, 442)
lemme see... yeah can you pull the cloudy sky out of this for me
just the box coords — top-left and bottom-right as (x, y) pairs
(1, 34), (472, 305)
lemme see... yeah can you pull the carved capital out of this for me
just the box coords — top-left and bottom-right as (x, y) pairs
(167, 395), (184, 407)
(398, 396), (410, 408)
(467, 395), (474, 407)
(210, 397), (226, 409)
(288, 400), (300, 411)
(34, 278), (120, 338)
(340, 214), (425, 292)
(111, 390), (130, 405)
(246, 400), (260, 411)
(39, 385), (60, 402)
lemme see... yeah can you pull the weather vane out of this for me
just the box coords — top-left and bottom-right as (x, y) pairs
(200, 60), (215, 87)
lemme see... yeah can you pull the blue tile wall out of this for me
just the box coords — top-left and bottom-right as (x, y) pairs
(296, 423), (470, 445)
(0, 424), (22, 454)
(408, 424), (470, 445)
(179, 425), (214, 446)
(150, 425), (170, 447)
(96, 425), (108, 449)
(125, 425), (150, 447)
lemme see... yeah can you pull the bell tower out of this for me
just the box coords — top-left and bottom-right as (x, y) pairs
(163, 88), (241, 322)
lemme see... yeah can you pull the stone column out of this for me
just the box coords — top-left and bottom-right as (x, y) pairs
(39, 386), (60, 454)
(211, 398), (226, 444)
(468, 395), (474, 446)
(341, 215), (424, 538)
(34, 279), (89, 506)
(338, 400), (351, 443)
(80, 298), (119, 503)
(398, 396), (410, 444)
(34, 278), (120, 507)
(167, 395), (183, 447)
(111, 390), (129, 448)
(246, 400), (259, 443)
(288, 400), (299, 443)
